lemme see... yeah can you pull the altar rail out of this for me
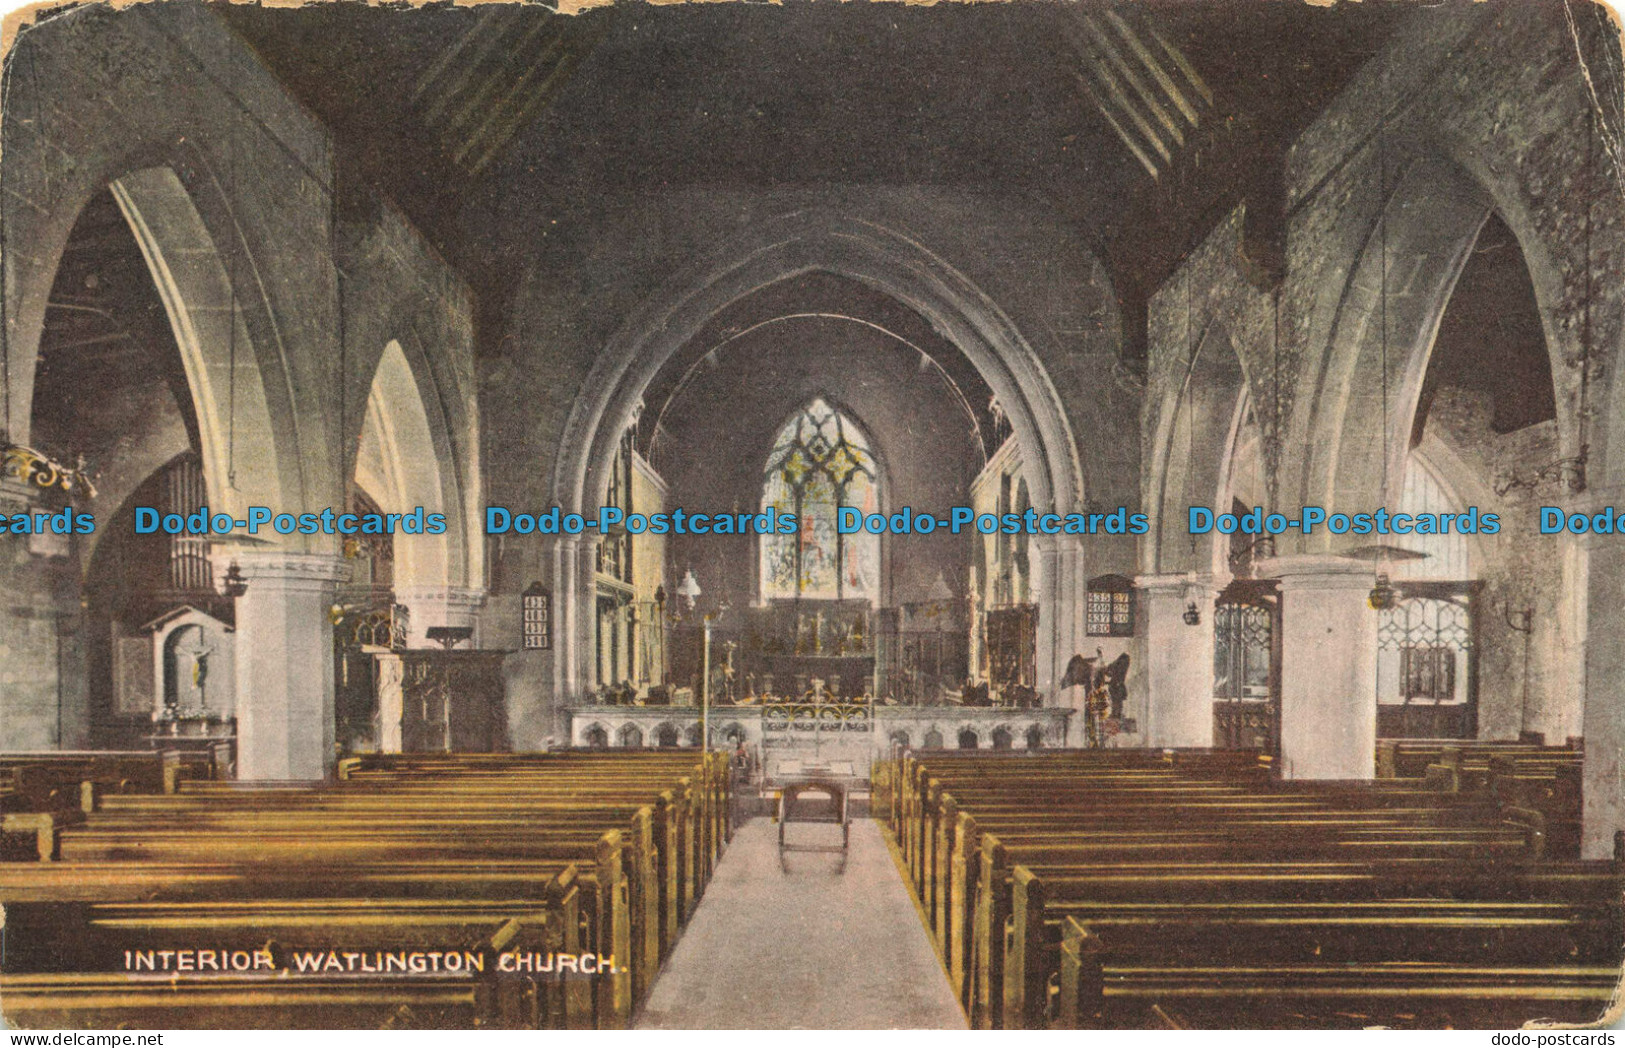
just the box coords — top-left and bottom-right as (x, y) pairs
(568, 707), (1074, 777)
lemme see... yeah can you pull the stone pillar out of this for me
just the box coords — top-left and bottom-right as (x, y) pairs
(558, 536), (585, 701)
(1258, 555), (1376, 781)
(1136, 574), (1219, 748)
(220, 550), (348, 780)
(1582, 527), (1624, 858)
(1033, 534), (1086, 703)
(395, 585), (487, 649)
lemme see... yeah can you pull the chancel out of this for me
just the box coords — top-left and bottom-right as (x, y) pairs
(1, 0), (1623, 1031)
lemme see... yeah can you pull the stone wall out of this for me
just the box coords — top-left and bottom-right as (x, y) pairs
(1140, 2), (1624, 844)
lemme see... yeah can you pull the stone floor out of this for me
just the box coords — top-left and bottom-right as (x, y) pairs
(634, 816), (967, 1030)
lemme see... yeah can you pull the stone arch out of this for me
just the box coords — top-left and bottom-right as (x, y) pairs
(3, 8), (344, 525)
(616, 723), (644, 749)
(549, 209), (1095, 699)
(1291, 157), (1507, 538)
(957, 727), (980, 750)
(355, 340), (456, 596)
(1275, 146), (1618, 814)
(1211, 386), (1272, 576)
(582, 722), (609, 749)
(557, 210), (1086, 521)
(8, 151), (328, 527)
(1144, 311), (1253, 577)
(991, 724), (1014, 750)
(1025, 723), (1045, 750)
(923, 728), (944, 750)
(653, 722), (680, 748)
(102, 167), (289, 519)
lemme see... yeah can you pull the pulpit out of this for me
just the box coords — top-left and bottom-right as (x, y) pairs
(374, 649), (510, 752)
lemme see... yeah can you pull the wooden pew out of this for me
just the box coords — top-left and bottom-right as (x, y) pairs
(1012, 859), (1624, 1029)
(0, 973), (506, 1030)
(2, 751), (726, 1030)
(900, 762), (1533, 991)
(3, 897), (575, 1028)
(1377, 738), (1581, 781)
(1056, 921), (1619, 1029)
(885, 750), (1616, 1030)
(0, 749), (221, 806)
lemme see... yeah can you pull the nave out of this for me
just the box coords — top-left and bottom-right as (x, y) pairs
(2, 0), (1625, 1031)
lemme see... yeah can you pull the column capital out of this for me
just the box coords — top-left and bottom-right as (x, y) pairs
(210, 549), (350, 591)
(394, 585), (488, 613)
(549, 532), (586, 553)
(1134, 571), (1224, 596)
(1254, 554), (1374, 590)
(1030, 531), (1088, 556)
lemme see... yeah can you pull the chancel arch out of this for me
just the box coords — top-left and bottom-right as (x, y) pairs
(549, 211), (1104, 715)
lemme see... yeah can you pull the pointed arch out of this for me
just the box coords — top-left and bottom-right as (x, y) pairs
(1290, 158), (1500, 536)
(1143, 314), (1253, 577)
(106, 167), (287, 518)
(355, 340), (452, 592)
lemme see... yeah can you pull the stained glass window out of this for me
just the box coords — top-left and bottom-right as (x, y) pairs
(760, 398), (880, 603)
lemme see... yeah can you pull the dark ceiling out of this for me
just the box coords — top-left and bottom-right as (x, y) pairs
(216, 0), (1418, 354)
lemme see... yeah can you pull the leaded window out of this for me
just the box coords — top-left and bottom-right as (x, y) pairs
(1214, 602), (1272, 701)
(760, 398), (880, 603)
(1377, 594), (1472, 706)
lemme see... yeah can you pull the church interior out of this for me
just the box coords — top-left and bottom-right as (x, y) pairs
(2, 0), (1624, 1030)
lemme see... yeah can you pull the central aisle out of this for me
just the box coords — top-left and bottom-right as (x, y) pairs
(634, 816), (968, 1029)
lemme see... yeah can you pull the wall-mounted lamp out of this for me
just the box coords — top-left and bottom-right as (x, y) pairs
(1182, 602), (1202, 627)
(1367, 573), (1397, 612)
